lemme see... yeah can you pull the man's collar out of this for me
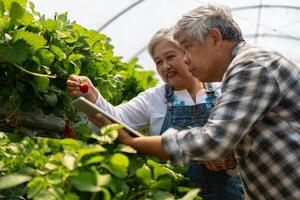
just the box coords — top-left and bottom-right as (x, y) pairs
(231, 40), (246, 59)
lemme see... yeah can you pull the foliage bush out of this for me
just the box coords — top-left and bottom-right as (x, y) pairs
(0, 0), (201, 199)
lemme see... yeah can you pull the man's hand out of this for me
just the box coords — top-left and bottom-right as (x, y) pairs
(66, 75), (98, 103)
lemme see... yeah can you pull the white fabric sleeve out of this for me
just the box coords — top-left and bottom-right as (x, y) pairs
(95, 90), (150, 130)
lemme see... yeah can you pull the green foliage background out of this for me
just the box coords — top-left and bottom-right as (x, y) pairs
(0, 0), (201, 199)
(0, 0), (157, 120)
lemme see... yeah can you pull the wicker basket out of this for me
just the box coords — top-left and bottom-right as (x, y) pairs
(201, 151), (237, 171)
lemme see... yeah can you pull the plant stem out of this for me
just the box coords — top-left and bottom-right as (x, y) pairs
(91, 192), (97, 200)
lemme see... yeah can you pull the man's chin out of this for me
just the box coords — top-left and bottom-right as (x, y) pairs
(192, 72), (207, 82)
(190, 71), (200, 79)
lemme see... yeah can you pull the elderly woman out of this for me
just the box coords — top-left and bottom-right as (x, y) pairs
(67, 27), (244, 200)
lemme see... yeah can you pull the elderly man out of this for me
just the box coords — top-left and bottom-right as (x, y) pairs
(90, 4), (300, 200)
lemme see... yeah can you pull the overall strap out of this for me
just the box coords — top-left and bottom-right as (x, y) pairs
(164, 84), (174, 112)
(159, 84), (174, 134)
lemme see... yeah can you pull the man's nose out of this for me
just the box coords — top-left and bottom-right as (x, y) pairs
(183, 52), (191, 65)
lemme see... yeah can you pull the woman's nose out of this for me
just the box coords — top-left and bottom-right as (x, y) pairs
(162, 61), (171, 70)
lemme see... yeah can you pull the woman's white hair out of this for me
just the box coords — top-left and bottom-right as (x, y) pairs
(148, 27), (177, 58)
(174, 4), (243, 43)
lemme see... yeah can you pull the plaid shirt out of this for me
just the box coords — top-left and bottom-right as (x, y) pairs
(161, 42), (300, 200)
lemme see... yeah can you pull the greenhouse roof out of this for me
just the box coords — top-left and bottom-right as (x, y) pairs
(31, 0), (300, 80)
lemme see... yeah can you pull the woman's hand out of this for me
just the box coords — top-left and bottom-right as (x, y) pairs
(66, 75), (98, 103)
(89, 113), (134, 145)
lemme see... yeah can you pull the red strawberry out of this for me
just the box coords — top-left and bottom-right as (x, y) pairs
(64, 122), (75, 138)
(80, 82), (89, 93)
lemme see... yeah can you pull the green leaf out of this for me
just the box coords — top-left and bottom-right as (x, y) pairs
(44, 92), (58, 106)
(78, 146), (106, 159)
(35, 76), (49, 92)
(0, 174), (31, 189)
(28, 1), (35, 13)
(64, 193), (79, 200)
(27, 176), (47, 199)
(179, 189), (201, 200)
(0, 0), (4, 17)
(46, 173), (63, 185)
(7, 132), (25, 142)
(9, 1), (33, 25)
(135, 165), (152, 186)
(42, 19), (58, 32)
(114, 144), (137, 154)
(59, 138), (81, 150)
(3, 0), (27, 10)
(50, 45), (66, 61)
(62, 153), (76, 170)
(68, 53), (84, 62)
(101, 123), (123, 134)
(0, 15), (9, 30)
(151, 176), (173, 191)
(0, 40), (30, 64)
(82, 155), (104, 166)
(153, 165), (177, 180)
(76, 124), (90, 138)
(32, 189), (56, 200)
(152, 191), (174, 200)
(108, 177), (129, 195)
(99, 187), (111, 200)
(105, 153), (129, 178)
(13, 30), (47, 50)
(44, 163), (58, 171)
(48, 187), (64, 200)
(69, 171), (101, 192)
(56, 12), (69, 26)
(96, 174), (111, 187)
(35, 49), (55, 66)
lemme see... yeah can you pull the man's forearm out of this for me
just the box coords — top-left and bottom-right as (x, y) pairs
(125, 136), (170, 160)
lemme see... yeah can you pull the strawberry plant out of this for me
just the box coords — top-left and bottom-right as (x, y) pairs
(0, 0), (201, 199)
(0, 0), (157, 123)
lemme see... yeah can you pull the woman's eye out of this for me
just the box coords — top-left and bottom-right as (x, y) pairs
(155, 60), (162, 65)
(166, 55), (175, 60)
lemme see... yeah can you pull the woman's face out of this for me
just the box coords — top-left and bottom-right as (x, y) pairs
(152, 39), (195, 89)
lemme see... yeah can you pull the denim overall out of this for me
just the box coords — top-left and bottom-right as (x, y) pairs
(160, 84), (245, 200)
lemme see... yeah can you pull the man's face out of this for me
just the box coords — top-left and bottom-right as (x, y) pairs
(176, 30), (217, 82)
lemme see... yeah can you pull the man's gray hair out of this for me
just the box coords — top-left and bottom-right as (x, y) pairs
(148, 27), (176, 58)
(174, 4), (243, 43)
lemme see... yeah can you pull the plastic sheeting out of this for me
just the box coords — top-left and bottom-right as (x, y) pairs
(31, 0), (300, 78)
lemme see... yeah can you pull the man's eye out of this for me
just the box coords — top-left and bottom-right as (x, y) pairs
(185, 45), (191, 50)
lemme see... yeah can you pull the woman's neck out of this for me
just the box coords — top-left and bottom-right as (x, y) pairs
(174, 79), (204, 103)
(187, 81), (204, 102)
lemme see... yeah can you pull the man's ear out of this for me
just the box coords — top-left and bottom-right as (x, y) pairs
(208, 28), (222, 48)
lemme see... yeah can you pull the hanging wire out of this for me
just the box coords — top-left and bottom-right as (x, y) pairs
(232, 5), (300, 11)
(254, 0), (263, 44)
(132, 46), (147, 59)
(245, 33), (300, 42)
(97, 0), (146, 32)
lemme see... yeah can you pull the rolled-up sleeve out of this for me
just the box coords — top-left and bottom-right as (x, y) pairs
(161, 62), (280, 166)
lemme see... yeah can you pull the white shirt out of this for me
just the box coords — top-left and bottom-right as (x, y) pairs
(95, 83), (220, 135)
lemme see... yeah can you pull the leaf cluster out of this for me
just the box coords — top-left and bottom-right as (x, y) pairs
(0, 0), (157, 122)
